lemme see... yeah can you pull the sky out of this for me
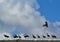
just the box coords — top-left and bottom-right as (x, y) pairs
(0, 0), (60, 40)
(38, 0), (60, 22)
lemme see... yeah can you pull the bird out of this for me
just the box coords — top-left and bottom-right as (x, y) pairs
(13, 34), (18, 38)
(37, 35), (40, 38)
(51, 35), (56, 38)
(19, 36), (21, 38)
(43, 21), (48, 27)
(23, 34), (29, 38)
(43, 35), (46, 38)
(32, 35), (36, 38)
(4, 34), (9, 38)
(24, 35), (29, 38)
(47, 33), (50, 37)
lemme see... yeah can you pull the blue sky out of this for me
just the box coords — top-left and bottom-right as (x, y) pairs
(37, 0), (60, 22)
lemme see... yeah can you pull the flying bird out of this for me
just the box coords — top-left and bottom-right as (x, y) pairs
(43, 21), (48, 27)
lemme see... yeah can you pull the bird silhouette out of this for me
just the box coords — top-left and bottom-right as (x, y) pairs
(4, 34), (9, 38)
(51, 35), (56, 38)
(43, 21), (48, 27)
(47, 33), (50, 37)
(13, 34), (18, 38)
(43, 35), (46, 38)
(32, 35), (36, 38)
(37, 35), (40, 38)
(23, 33), (29, 38)
(19, 36), (21, 38)
(24, 35), (29, 38)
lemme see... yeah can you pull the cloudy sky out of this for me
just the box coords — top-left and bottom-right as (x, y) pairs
(0, 0), (60, 39)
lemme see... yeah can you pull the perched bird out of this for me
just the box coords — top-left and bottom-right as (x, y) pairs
(47, 33), (50, 37)
(24, 34), (29, 38)
(24, 35), (29, 38)
(43, 21), (48, 27)
(37, 35), (40, 38)
(4, 34), (9, 38)
(13, 34), (18, 38)
(51, 35), (56, 38)
(19, 36), (21, 38)
(32, 35), (36, 38)
(43, 35), (46, 38)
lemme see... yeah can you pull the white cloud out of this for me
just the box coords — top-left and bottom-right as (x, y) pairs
(0, 0), (46, 32)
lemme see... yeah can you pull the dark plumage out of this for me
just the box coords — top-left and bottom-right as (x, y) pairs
(43, 35), (46, 38)
(19, 36), (21, 38)
(37, 35), (40, 38)
(52, 35), (56, 38)
(43, 21), (48, 27)
(4, 35), (9, 38)
(32, 35), (36, 38)
(13, 34), (18, 38)
(24, 35), (29, 38)
(47, 33), (50, 37)
(23, 33), (29, 38)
